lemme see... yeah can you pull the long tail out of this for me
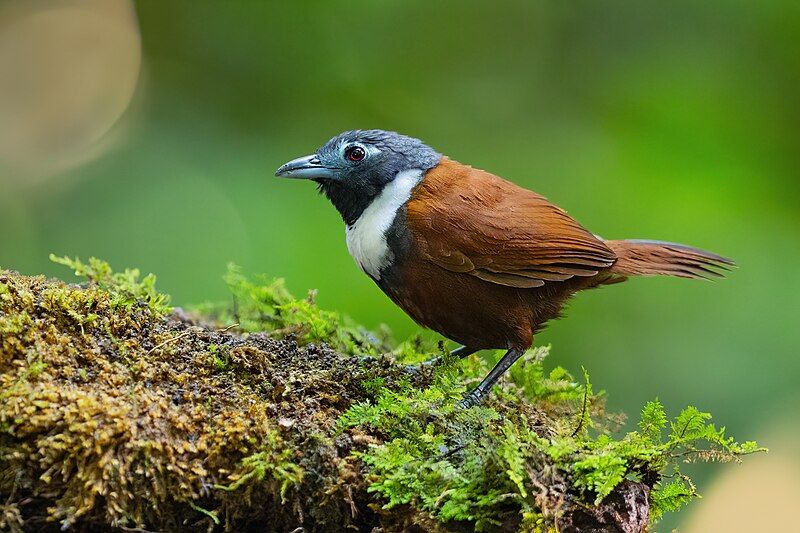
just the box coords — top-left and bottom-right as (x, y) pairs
(605, 239), (734, 280)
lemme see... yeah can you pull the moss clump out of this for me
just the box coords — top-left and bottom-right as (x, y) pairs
(49, 255), (171, 316)
(337, 351), (761, 531)
(0, 260), (762, 532)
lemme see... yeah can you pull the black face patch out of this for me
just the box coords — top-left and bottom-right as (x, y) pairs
(312, 130), (440, 225)
(316, 179), (380, 227)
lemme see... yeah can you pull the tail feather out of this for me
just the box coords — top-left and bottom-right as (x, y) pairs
(605, 239), (734, 280)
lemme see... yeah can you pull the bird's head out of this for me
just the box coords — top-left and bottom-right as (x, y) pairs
(275, 129), (440, 225)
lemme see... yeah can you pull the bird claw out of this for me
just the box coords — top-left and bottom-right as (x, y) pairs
(458, 388), (485, 408)
(437, 443), (466, 458)
(403, 355), (443, 377)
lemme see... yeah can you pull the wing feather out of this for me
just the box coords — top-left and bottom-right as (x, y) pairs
(406, 159), (616, 287)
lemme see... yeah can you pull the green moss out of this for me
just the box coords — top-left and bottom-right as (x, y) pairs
(0, 265), (415, 531)
(0, 261), (763, 532)
(338, 348), (763, 529)
(49, 254), (171, 315)
(40, 284), (101, 335)
(336, 352), (584, 529)
(214, 431), (304, 500)
(208, 343), (230, 371)
(0, 310), (29, 336)
(192, 264), (397, 357)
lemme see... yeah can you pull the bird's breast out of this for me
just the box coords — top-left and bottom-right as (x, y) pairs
(345, 168), (424, 279)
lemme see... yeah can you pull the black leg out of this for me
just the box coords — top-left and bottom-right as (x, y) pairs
(459, 347), (524, 407)
(417, 345), (477, 369)
(450, 345), (478, 359)
(404, 346), (478, 377)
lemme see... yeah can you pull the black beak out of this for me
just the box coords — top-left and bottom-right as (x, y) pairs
(275, 154), (335, 180)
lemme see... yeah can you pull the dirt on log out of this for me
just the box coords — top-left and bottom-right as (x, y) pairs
(0, 271), (650, 532)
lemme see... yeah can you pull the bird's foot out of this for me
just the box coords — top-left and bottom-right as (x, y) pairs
(436, 443), (466, 459)
(403, 355), (444, 377)
(403, 346), (478, 376)
(457, 347), (523, 408)
(419, 355), (443, 368)
(458, 387), (487, 408)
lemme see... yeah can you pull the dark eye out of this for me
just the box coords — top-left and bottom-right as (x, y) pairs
(345, 145), (366, 162)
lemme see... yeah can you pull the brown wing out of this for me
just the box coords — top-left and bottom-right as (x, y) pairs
(405, 158), (617, 288)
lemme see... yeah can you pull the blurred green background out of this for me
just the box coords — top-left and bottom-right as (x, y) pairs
(1, 1), (799, 529)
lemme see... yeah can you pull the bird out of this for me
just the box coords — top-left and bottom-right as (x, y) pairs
(275, 129), (733, 407)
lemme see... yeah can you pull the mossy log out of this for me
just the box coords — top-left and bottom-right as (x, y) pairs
(0, 266), (758, 532)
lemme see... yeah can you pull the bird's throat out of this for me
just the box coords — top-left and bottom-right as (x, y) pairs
(317, 180), (375, 227)
(343, 168), (423, 279)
